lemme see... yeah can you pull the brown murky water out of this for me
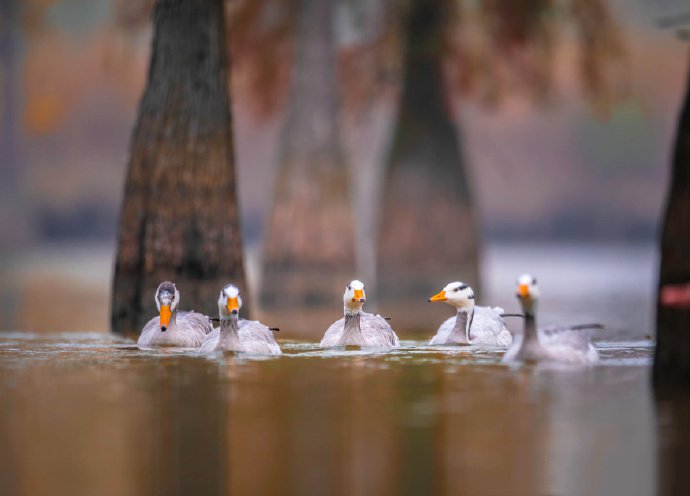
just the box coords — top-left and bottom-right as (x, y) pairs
(0, 333), (662, 496)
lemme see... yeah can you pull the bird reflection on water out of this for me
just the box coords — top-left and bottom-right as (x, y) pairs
(0, 333), (662, 496)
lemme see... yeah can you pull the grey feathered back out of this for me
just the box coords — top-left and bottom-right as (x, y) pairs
(321, 312), (400, 348)
(199, 319), (281, 355)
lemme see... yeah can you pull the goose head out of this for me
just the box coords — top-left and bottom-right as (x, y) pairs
(516, 274), (539, 315)
(218, 284), (242, 319)
(428, 282), (475, 311)
(155, 281), (180, 332)
(343, 280), (366, 313)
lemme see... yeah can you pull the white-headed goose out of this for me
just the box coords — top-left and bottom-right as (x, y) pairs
(199, 284), (281, 355)
(320, 280), (399, 348)
(428, 282), (512, 346)
(502, 274), (600, 364)
(138, 281), (213, 348)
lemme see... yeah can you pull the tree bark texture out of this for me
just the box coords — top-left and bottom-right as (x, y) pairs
(376, 0), (480, 330)
(655, 388), (690, 495)
(111, 0), (247, 334)
(654, 58), (690, 385)
(260, 0), (355, 334)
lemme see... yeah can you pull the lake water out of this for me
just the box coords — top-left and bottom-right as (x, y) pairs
(2, 243), (687, 495)
(0, 332), (662, 496)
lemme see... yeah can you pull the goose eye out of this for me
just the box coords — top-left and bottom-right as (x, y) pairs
(347, 285), (351, 290)
(532, 278), (538, 284)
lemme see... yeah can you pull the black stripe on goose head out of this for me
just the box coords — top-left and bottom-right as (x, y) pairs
(156, 282), (177, 304)
(157, 281), (176, 294)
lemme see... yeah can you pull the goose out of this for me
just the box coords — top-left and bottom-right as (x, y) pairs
(199, 284), (281, 355)
(502, 274), (600, 364)
(428, 282), (512, 346)
(138, 281), (213, 348)
(320, 280), (400, 348)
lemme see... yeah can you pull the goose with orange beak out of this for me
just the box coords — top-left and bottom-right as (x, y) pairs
(502, 274), (600, 364)
(199, 284), (281, 354)
(428, 282), (512, 346)
(138, 281), (213, 348)
(320, 280), (399, 348)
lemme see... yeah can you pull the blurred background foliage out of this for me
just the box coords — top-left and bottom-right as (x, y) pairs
(0, 0), (688, 331)
(3, 0), (684, 244)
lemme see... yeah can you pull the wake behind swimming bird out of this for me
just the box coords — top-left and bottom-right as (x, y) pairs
(428, 282), (512, 346)
(138, 281), (213, 348)
(320, 280), (400, 348)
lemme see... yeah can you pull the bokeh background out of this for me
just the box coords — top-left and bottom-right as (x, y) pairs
(0, 0), (687, 335)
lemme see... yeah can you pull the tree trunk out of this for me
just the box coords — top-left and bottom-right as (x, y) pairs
(654, 56), (690, 385)
(655, 388), (690, 495)
(376, 0), (480, 330)
(260, 0), (355, 334)
(111, 0), (247, 334)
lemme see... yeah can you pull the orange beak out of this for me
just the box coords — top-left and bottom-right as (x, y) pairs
(518, 284), (530, 298)
(159, 304), (172, 330)
(352, 289), (365, 303)
(429, 290), (447, 302)
(226, 297), (239, 315)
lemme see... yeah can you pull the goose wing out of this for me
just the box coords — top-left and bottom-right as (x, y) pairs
(469, 306), (512, 346)
(238, 320), (282, 355)
(360, 312), (400, 347)
(137, 316), (161, 346)
(429, 316), (456, 345)
(539, 325), (599, 363)
(199, 327), (221, 352)
(175, 311), (214, 347)
(320, 318), (345, 347)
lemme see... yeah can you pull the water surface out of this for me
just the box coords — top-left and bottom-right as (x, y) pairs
(0, 332), (657, 496)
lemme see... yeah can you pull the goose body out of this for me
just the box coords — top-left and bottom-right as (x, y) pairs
(320, 280), (400, 348)
(199, 284), (281, 355)
(431, 306), (512, 346)
(138, 281), (213, 348)
(428, 282), (512, 346)
(502, 274), (599, 364)
(502, 325), (599, 364)
(321, 312), (399, 347)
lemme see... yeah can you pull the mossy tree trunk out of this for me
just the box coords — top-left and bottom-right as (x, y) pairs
(376, 0), (479, 330)
(654, 59), (690, 386)
(260, 0), (355, 334)
(111, 0), (247, 334)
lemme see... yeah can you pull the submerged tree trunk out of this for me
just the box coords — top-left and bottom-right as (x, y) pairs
(260, 0), (355, 334)
(376, 0), (479, 330)
(654, 59), (690, 386)
(112, 0), (247, 334)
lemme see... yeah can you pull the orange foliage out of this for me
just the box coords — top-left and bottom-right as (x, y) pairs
(228, 0), (295, 119)
(444, 0), (628, 112)
(21, 0), (57, 32)
(106, 0), (628, 119)
(24, 93), (65, 134)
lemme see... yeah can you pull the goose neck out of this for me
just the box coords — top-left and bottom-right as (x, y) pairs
(449, 308), (472, 344)
(523, 311), (538, 342)
(344, 310), (362, 337)
(220, 316), (240, 345)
